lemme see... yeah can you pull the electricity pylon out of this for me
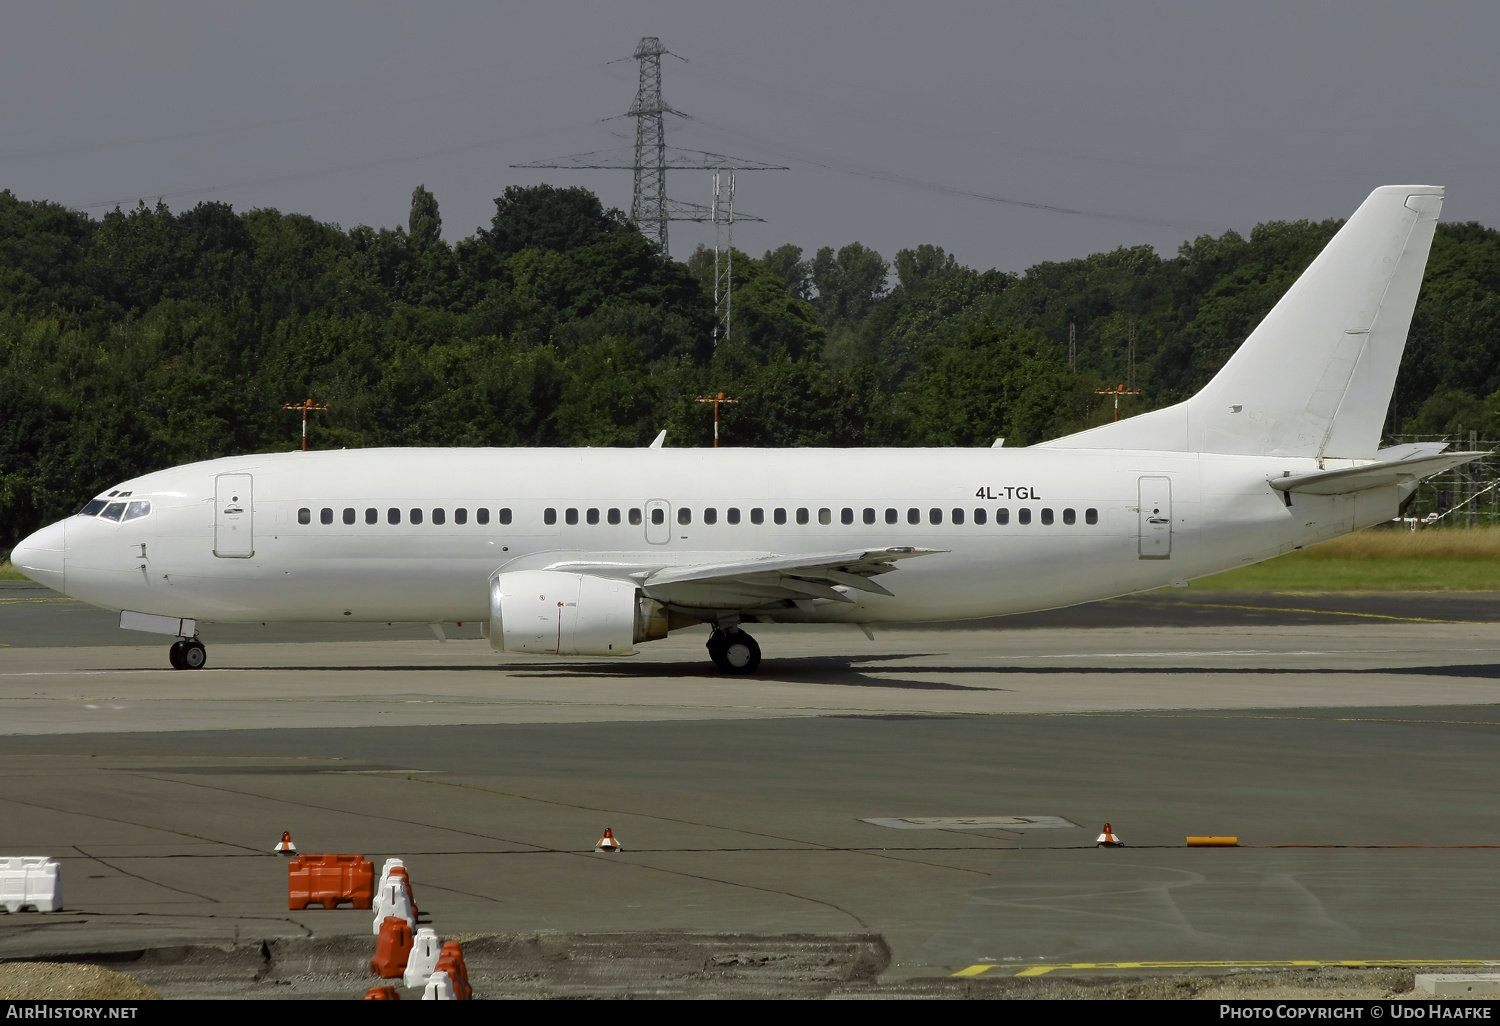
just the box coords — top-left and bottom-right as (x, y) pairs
(513, 37), (785, 257)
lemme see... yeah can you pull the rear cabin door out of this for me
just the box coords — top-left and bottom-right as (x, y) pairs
(1138, 476), (1172, 559)
(214, 474), (254, 558)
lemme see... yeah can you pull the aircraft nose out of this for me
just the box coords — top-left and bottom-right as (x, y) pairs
(10, 520), (65, 594)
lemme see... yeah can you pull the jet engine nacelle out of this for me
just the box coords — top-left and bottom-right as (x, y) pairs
(488, 570), (669, 656)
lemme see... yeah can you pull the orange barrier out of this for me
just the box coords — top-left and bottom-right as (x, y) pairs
(1186, 836), (1240, 847)
(364, 985), (400, 1000)
(287, 854), (375, 910)
(434, 941), (473, 1000)
(370, 916), (414, 978)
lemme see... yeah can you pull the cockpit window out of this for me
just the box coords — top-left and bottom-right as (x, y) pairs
(79, 500), (108, 516)
(122, 501), (152, 522)
(100, 502), (126, 522)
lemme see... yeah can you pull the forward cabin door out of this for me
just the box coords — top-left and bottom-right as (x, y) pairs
(214, 474), (254, 558)
(1138, 476), (1172, 559)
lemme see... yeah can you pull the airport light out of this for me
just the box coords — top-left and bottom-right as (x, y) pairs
(283, 399), (329, 451)
(695, 391), (740, 447)
(1094, 383), (1141, 422)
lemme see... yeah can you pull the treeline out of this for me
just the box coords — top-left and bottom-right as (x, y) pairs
(2, 182), (1499, 552)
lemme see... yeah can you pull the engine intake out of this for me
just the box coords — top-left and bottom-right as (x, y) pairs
(488, 570), (668, 656)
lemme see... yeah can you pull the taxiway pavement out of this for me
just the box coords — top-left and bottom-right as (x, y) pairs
(2, 585), (1499, 990)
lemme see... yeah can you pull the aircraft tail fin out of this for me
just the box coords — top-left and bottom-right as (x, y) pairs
(1041, 186), (1443, 458)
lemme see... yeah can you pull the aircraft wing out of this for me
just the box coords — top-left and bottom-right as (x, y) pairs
(1271, 451), (1487, 495)
(544, 547), (943, 608)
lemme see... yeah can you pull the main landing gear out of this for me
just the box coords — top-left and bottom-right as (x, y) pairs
(706, 628), (760, 674)
(168, 638), (207, 670)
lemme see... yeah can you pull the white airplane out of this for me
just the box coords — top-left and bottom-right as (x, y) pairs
(10, 185), (1483, 674)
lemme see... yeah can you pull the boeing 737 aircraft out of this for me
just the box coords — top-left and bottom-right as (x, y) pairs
(9, 186), (1484, 673)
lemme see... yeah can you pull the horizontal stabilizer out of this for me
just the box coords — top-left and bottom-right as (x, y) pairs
(1270, 451), (1486, 496)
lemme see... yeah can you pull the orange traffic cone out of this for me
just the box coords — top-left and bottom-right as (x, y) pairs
(1095, 823), (1122, 847)
(596, 827), (621, 853)
(274, 831), (297, 855)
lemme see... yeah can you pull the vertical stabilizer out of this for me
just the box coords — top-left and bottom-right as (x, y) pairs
(1042, 186), (1443, 458)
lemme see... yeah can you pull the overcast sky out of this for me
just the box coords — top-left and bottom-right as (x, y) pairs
(2, 2), (1495, 274)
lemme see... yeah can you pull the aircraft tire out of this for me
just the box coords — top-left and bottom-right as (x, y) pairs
(705, 630), (730, 671)
(719, 630), (760, 675)
(168, 640), (186, 670)
(181, 639), (207, 670)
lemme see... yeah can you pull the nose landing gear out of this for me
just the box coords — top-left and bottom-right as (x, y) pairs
(169, 638), (207, 670)
(706, 628), (761, 674)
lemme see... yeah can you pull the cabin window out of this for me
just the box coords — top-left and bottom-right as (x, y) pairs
(432, 508), (446, 525)
(796, 508), (810, 525)
(454, 508), (467, 525)
(123, 501), (151, 522)
(1041, 508), (1054, 525)
(751, 508), (765, 525)
(387, 508), (401, 525)
(907, 508), (920, 525)
(863, 508), (876, 525)
(79, 500), (108, 516)
(629, 508), (642, 526)
(476, 508), (489, 525)
(651, 507), (665, 526)
(1019, 508), (1032, 525)
(886, 508), (898, 525)
(973, 508), (987, 525)
(841, 508), (854, 525)
(365, 508), (378, 525)
(608, 508), (621, 525)
(100, 502), (126, 522)
(818, 508), (831, 526)
(410, 508), (424, 525)
(297, 508), (311, 525)
(544, 508), (557, 525)
(727, 508), (741, 525)
(342, 508), (355, 525)
(565, 508), (578, 526)
(774, 508), (787, 525)
(929, 508), (943, 525)
(996, 508), (1009, 525)
(952, 508), (965, 525)
(1063, 508), (1076, 525)
(498, 508), (511, 525)
(677, 508), (692, 525)
(1086, 508), (1099, 525)
(704, 508), (718, 525)
(321, 508), (333, 525)
(586, 508), (599, 525)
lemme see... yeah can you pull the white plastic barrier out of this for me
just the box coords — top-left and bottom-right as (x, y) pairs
(371, 877), (415, 934)
(376, 858), (404, 895)
(0, 857), (63, 913)
(404, 928), (443, 988)
(422, 970), (455, 1001)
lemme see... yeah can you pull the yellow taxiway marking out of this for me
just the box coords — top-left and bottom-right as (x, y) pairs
(955, 959), (1500, 978)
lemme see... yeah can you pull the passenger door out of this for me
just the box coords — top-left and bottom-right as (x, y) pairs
(1138, 476), (1172, 559)
(644, 499), (671, 545)
(214, 474), (254, 558)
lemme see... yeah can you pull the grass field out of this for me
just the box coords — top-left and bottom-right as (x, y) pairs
(0, 560), (21, 581)
(1194, 526), (1500, 591)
